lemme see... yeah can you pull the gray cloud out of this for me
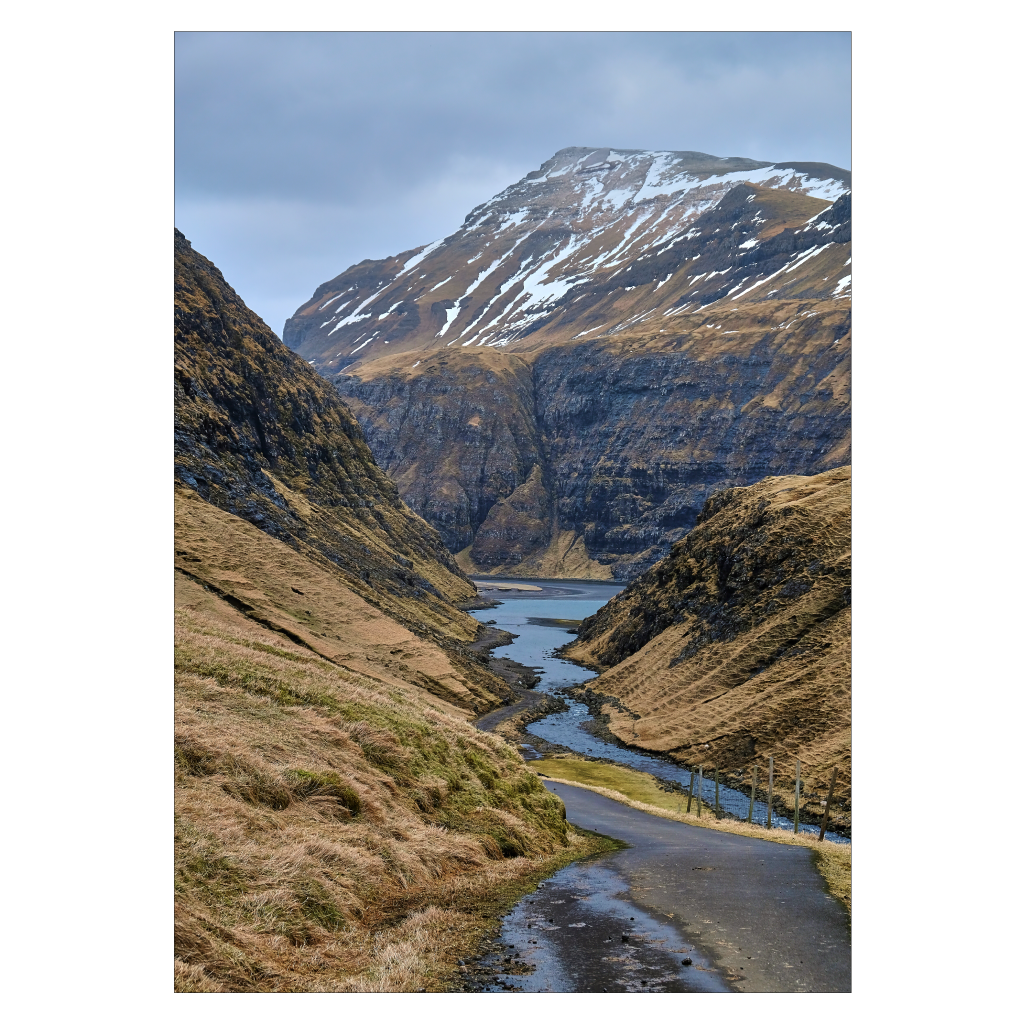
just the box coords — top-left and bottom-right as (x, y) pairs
(175, 32), (850, 336)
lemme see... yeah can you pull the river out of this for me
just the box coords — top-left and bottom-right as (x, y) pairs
(468, 578), (849, 843)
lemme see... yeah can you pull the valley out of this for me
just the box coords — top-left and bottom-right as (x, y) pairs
(174, 142), (852, 993)
(173, 232), (621, 992)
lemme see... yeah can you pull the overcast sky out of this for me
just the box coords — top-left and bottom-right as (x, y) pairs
(175, 32), (851, 338)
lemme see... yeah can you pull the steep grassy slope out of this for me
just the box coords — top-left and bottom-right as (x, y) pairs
(567, 468), (851, 826)
(174, 513), (581, 992)
(176, 488), (508, 713)
(173, 233), (607, 991)
(175, 229), (476, 641)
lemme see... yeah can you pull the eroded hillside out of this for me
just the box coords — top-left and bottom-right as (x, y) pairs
(567, 468), (851, 825)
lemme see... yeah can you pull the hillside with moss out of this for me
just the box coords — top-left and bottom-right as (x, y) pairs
(174, 233), (613, 991)
(566, 467), (851, 827)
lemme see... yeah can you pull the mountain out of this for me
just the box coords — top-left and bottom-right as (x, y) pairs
(567, 467), (851, 828)
(175, 228), (479, 648)
(284, 147), (849, 365)
(174, 232), (601, 992)
(283, 148), (851, 579)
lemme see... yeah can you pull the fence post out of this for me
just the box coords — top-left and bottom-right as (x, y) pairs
(686, 770), (695, 814)
(747, 765), (757, 823)
(818, 767), (837, 842)
(793, 759), (801, 834)
(766, 756), (774, 829)
(697, 767), (703, 818)
(714, 767), (720, 817)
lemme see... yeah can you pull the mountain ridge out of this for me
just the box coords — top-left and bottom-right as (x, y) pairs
(283, 146), (849, 369)
(280, 147), (851, 580)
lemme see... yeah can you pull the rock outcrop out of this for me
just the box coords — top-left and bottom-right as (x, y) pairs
(334, 347), (543, 554)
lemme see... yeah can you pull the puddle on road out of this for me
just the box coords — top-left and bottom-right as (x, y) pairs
(463, 855), (728, 993)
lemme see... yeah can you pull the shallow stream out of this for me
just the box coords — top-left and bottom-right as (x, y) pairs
(469, 579), (849, 844)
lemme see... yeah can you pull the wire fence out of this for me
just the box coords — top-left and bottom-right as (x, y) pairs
(652, 757), (850, 844)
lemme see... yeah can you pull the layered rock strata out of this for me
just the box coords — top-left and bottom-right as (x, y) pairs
(336, 297), (850, 579)
(286, 147), (851, 579)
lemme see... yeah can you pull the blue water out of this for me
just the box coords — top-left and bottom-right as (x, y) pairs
(471, 578), (850, 844)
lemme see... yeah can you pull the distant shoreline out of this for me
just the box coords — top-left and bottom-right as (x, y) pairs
(470, 576), (624, 588)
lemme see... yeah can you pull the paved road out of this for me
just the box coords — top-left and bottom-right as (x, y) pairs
(546, 781), (851, 992)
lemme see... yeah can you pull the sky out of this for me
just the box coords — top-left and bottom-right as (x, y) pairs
(175, 32), (851, 338)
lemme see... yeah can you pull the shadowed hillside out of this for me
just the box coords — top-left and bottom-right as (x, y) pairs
(567, 467), (851, 825)
(175, 229), (476, 643)
(174, 232), (613, 991)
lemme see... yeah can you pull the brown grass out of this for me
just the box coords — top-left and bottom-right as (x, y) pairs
(175, 486), (509, 714)
(567, 467), (852, 823)
(174, 559), (620, 991)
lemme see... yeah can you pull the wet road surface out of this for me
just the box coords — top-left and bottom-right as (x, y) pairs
(470, 857), (728, 992)
(542, 782), (851, 992)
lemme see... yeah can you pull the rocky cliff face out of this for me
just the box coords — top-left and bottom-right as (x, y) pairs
(336, 294), (849, 579)
(174, 229), (478, 640)
(567, 467), (851, 821)
(334, 347), (543, 555)
(287, 148), (851, 579)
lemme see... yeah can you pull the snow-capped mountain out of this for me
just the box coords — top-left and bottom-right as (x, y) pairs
(284, 147), (850, 372)
(283, 147), (850, 581)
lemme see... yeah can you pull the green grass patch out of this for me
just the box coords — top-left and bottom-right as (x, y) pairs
(533, 757), (710, 815)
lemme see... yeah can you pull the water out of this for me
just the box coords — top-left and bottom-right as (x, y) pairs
(470, 578), (849, 844)
(470, 858), (727, 992)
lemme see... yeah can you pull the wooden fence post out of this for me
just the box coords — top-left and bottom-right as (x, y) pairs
(818, 767), (838, 842)
(714, 767), (720, 817)
(747, 765), (757, 823)
(793, 759), (801, 834)
(697, 767), (703, 817)
(766, 756), (774, 829)
(686, 770), (695, 814)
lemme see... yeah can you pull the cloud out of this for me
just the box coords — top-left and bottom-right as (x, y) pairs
(175, 31), (850, 335)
